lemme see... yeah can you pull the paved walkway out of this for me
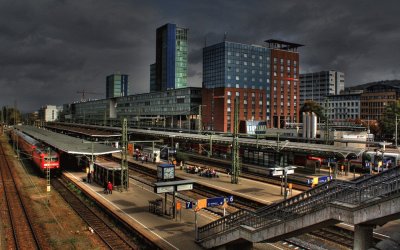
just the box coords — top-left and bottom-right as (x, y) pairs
(64, 155), (366, 249)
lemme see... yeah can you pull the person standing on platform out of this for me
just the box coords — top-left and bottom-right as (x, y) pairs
(103, 181), (108, 194)
(87, 171), (91, 183)
(107, 181), (113, 194)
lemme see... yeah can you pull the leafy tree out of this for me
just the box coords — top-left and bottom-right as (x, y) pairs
(299, 100), (326, 122)
(379, 101), (400, 139)
(1, 106), (21, 125)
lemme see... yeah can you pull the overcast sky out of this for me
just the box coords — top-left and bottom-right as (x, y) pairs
(1, 0), (399, 112)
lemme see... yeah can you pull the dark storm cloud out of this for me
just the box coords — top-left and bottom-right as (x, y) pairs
(0, 0), (399, 111)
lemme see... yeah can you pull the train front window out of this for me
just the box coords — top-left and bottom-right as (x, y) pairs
(44, 157), (58, 162)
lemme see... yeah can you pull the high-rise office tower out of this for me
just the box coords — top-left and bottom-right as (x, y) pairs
(202, 39), (302, 132)
(300, 70), (345, 105)
(151, 23), (188, 92)
(106, 74), (128, 98)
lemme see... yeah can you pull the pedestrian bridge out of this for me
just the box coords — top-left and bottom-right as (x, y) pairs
(197, 166), (400, 250)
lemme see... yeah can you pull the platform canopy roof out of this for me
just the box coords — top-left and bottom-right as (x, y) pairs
(16, 125), (121, 155)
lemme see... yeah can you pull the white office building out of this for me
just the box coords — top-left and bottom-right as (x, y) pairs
(300, 70), (345, 106)
(39, 105), (62, 122)
(325, 92), (361, 122)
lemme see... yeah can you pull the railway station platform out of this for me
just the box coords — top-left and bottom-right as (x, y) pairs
(62, 155), (317, 249)
(64, 170), (206, 249)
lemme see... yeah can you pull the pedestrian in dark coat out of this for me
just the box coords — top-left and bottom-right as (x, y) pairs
(103, 181), (108, 194)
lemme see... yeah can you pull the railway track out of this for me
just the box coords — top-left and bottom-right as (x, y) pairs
(106, 155), (384, 249)
(51, 176), (138, 250)
(117, 156), (267, 212)
(184, 154), (311, 191)
(0, 141), (42, 249)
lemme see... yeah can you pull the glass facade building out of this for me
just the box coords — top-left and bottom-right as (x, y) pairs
(202, 40), (301, 132)
(203, 41), (271, 90)
(106, 74), (128, 99)
(67, 87), (202, 129)
(154, 23), (188, 92)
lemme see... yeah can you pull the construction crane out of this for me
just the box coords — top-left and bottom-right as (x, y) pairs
(77, 90), (104, 101)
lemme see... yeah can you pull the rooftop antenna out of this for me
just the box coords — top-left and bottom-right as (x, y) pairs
(223, 32), (227, 42)
(204, 36), (207, 47)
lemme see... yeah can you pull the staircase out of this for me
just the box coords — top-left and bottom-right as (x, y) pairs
(197, 166), (400, 248)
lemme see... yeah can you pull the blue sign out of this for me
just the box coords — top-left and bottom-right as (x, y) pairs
(318, 176), (332, 183)
(307, 176), (332, 185)
(226, 195), (234, 203)
(185, 201), (197, 209)
(207, 197), (225, 207)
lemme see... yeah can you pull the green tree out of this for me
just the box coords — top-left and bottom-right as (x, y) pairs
(379, 101), (400, 139)
(299, 100), (326, 122)
(1, 106), (21, 125)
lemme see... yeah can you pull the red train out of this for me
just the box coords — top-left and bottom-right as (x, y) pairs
(12, 130), (60, 175)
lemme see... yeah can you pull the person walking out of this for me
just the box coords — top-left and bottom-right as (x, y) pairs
(107, 181), (113, 194)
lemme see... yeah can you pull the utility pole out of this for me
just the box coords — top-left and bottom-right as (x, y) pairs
(394, 114), (397, 149)
(121, 118), (129, 190)
(198, 105), (202, 133)
(324, 98), (330, 144)
(231, 97), (240, 184)
(46, 147), (51, 205)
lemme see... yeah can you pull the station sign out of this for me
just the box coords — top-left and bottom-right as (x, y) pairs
(155, 186), (174, 193)
(186, 196), (234, 209)
(186, 201), (193, 209)
(177, 183), (193, 191)
(307, 175), (332, 185)
(272, 169), (294, 176)
(207, 197), (225, 207)
(154, 180), (195, 194)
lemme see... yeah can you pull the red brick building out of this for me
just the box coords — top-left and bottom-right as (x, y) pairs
(202, 40), (302, 133)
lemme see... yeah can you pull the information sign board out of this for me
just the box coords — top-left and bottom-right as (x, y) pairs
(177, 183), (193, 191)
(207, 197), (225, 207)
(155, 186), (174, 193)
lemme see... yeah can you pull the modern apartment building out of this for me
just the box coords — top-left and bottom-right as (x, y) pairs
(151, 23), (188, 92)
(106, 74), (128, 98)
(202, 39), (301, 132)
(300, 70), (344, 106)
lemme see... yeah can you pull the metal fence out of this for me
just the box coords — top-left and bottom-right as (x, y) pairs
(197, 166), (400, 241)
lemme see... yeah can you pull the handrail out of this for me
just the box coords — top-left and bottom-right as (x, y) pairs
(198, 166), (400, 241)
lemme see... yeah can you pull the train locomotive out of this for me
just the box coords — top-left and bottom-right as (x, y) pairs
(11, 129), (60, 175)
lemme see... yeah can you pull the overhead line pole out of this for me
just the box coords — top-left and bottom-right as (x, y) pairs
(231, 97), (240, 184)
(121, 118), (129, 190)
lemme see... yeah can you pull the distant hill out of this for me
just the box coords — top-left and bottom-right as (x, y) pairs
(346, 80), (400, 91)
